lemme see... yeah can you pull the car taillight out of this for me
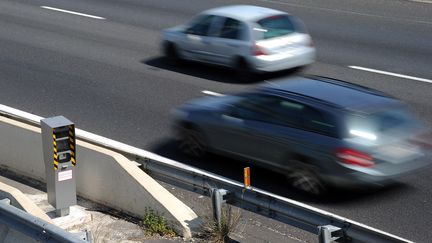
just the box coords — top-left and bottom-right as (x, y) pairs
(252, 43), (267, 56)
(336, 148), (375, 167)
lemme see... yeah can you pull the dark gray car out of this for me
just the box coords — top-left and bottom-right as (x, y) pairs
(172, 76), (432, 194)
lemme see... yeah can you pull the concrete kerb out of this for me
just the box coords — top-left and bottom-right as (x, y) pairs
(0, 116), (200, 238)
(0, 181), (53, 223)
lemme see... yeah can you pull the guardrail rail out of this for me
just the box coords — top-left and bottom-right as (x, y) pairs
(0, 198), (88, 243)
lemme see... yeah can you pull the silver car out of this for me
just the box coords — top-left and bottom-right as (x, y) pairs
(172, 76), (432, 195)
(161, 5), (315, 77)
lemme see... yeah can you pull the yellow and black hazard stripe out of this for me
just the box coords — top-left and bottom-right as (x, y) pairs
(68, 125), (76, 166)
(53, 133), (58, 170)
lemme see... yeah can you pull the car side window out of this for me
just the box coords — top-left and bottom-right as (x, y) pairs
(229, 95), (304, 127)
(230, 94), (337, 137)
(272, 99), (304, 127)
(218, 18), (244, 40)
(273, 99), (337, 137)
(230, 94), (279, 122)
(302, 107), (337, 137)
(186, 15), (215, 36)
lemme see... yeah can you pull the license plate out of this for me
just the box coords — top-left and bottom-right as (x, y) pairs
(376, 144), (420, 162)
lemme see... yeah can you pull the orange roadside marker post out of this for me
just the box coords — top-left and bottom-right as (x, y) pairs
(244, 167), (251, 188)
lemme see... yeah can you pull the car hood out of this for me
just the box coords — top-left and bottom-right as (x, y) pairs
(163, 24), (187, 33)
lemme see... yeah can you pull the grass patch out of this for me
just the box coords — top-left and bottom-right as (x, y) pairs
(141, 208), (176, 237)
(202, 205), (242, 243)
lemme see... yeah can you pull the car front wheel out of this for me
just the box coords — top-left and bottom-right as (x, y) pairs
(177, 125), (207, 158)
(163, 42), (180, 64)
(287, 166), (326, 195)
(235, 58), (257, 82)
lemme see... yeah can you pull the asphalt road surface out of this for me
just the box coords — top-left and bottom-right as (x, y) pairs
(1, 0), (432, 242)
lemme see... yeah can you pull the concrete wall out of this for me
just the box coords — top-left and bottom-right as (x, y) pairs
(0, 116), (200, 238)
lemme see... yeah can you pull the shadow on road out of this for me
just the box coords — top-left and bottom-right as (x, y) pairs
(149, 139), (411, 205)
(142, 56), (302, 84)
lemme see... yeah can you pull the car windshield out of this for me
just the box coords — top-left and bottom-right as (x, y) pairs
(255, 14), (296, 39)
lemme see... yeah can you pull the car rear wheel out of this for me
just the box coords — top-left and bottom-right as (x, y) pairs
(235, 58), (256, 82)
(177, 125), (207, 157)
(292, 65), (307, 74)
(287, 166), (325, 195)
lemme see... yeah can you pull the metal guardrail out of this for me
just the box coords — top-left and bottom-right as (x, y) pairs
(0, 104), (413, 243)
(0, 198), (87, 243)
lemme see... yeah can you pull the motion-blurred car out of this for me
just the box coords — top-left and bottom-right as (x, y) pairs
(171, 76), (432, 194)
(161, 5), (315, 78)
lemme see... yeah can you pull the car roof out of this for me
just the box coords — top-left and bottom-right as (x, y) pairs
(202, 5), (287, 22)
(259, 76), (400, 112)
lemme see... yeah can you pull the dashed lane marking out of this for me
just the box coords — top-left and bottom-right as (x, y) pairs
(201, 90), (225, 96)
(348, 66), (432, 84)
(41, 6), (106, 20)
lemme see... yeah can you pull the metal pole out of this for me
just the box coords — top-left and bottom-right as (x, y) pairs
(211, 188), (229, 229)
(211, 188), (222, 229)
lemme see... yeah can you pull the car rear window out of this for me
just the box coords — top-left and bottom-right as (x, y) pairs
(255, 14), (296, 39)
(345, 108), (421, 139)
(372, 109), (415, 131)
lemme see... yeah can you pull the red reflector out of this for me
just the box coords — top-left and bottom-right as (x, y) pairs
(252, 43), (267, 56)
(336, 148), (374, 167)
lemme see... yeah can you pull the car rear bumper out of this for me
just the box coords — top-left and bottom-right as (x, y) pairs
(249, 47), (316, 72)
(322, 155), (432, 188)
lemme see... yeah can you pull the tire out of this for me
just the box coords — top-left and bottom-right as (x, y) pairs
(163, 42), (180, 64)
(287, 166), (326, 195)
(177, 125), (207, 158)
(235, 58), (256, 82)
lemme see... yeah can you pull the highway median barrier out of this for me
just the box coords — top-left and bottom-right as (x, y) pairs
(0, 115), (200, 238)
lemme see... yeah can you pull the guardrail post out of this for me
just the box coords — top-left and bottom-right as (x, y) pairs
(72, 230), (92, 242)
(318, 225), (343, 243)
(210, 188), (229, 229)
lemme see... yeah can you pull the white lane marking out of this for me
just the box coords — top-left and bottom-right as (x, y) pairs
(202, 90), (225, 96)
(348, 66), (432, 84)
(41, 6), (106, 20)
(409, 0), (432, 3)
